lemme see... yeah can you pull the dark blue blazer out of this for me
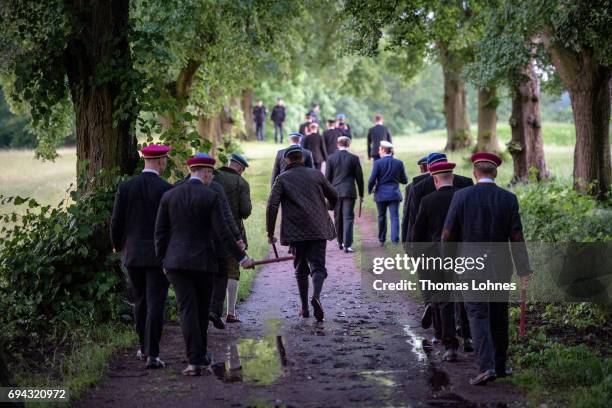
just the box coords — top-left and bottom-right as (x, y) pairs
(367, 155), (408, 202)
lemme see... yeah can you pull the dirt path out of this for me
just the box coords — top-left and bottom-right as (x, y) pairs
(78, 212), (523, 407)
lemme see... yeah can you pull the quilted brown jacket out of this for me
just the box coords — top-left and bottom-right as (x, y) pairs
(266, 162), (338, 245)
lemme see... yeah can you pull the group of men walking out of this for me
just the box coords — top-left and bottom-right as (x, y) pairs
(111, 146), (254, 376)
(111, 112), (533, 386)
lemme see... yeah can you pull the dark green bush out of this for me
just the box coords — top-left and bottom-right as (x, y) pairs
(0, 170), (130, 355)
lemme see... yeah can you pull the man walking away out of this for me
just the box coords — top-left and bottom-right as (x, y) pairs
(299, 113), (312, 138)
(401, 156), (429, 243)
(323, 119), (342, 156)
(271, 99), (286, 144)
(111, 144), (173, 369)
(325, 136), (364, 253)
(368, 141), (408, 245)
(212, 154), (252, 324)
(303, 122), (327, 171)
(155, 155), (254, 376)
(253, 100), (267, 141)
(267, 145), (338, 322)
(336, 113), (352, 139)
(442, 152), (531, 386)
(271, 132), (315, 185)
(367, 114), (392, 161)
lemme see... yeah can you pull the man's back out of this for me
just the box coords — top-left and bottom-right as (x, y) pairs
(367, 124), (392, 158)
(413, 186), (457, 242)
(271, 147), (314, 185)
(267, 164), (338, 245)
(368, 156), (408, 202)
(325, 150), (363, 198)
(323, 128), (342, 155)
(111, 172), (172, 267)
(303, 133), (327, 164)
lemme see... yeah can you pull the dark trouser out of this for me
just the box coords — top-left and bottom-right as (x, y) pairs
(334, 198), (356, 248)
(376, 200), (400, 243)
(437, 302), (459, 349)
(166, 269), (213, 365)
(455, 302), (472, 340)
(210, 257), (229, 317)
(292, 240), (328, 309)
(255, 122), (264, 141)
(127, 267), (169, 358)
(464, 300), (509, 373)
(274, 123), (284, 143)
(371, 154), (381, 160)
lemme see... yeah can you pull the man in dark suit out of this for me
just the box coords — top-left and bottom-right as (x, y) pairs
(336, 113), (352, 139)
(401, 156), (429, 243)
(270, 98), (286, 144)
(271, 132), (314, 185)
(111, 144), (173, 369)
(367, 114), (392, 161)
(323, 120), (342, 156)
(368, 141), (408, 245)
(325, 136), (364, 253)
(267, 145), (338, 322)
(155, 155), (254, 376)
(412, 161), (461, 362)
(253, 100), (267, 141)
(442, 152), (531, 386)
(299, 113), (312, 138)
(302, 122), (328, 171)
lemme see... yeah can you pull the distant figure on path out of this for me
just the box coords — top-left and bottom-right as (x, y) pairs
(368, 141), (408, 245)
(299, 112), (312, 138)
(271, 99), (286, 144)
(267, 145), (338, 321)
(323, 119), (342, 156)
(367, 114), (392, 161)
(302, 122), (327, 171)
(155, 155), (254, 376)
(325, 136), (364, 253)
(253, 100), (267, 141)
(336, 113), (352, 139)
(111, 144), (173, 369)
(271, 132), (315, 185)
(309, 103), (321, 124)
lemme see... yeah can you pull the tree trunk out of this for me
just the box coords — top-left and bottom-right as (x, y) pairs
(542, 35), (611, 198)
(508, 60), (549, 183)
(476, 86), (500, 152)
(240, 89), (255, 140)
(64, 0), (138, 189)
(439, 48), (472, 150)
(197, 112), (222, 155)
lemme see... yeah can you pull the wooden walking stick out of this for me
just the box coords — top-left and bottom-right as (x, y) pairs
(358, 198), (363, 218)
(252, 242), (295, 266)
(519, 288), (526, 337)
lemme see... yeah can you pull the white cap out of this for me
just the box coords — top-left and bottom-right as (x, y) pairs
(380, 140), (393, 149)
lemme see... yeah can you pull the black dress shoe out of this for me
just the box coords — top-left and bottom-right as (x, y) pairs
(338, 243), (344, 250)
(299, 308), (310, 318)
(496, 366), (513, 378)
(209, 312), (225, 330)
(311, 297), (324, 322)
(469, 369), (497, 386)
(146, 357), (166, 369)
(421, 303), (433, 329)
(463, 337), (474, 353)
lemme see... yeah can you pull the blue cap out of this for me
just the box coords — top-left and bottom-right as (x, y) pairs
(336, 113), (346, 120)
(417, 156), (429, 165)
(427, 153), (447, 166)
(289, 132), (303, 140)
(195, 152), (213, 159)
(230, 153), (249, 168)
(284, 145), (303, 158)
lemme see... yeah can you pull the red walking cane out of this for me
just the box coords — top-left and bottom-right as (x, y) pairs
(519, 288), (526, 337)
(252, 242), (294, 266)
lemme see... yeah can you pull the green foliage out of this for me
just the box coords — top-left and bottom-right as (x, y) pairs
(516, 182), (612, 242)
(0, 169), (130, 356)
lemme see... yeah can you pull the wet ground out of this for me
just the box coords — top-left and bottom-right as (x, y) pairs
(77, 213), (523, 407)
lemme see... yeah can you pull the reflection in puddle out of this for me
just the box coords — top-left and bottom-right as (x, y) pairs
(403, 324), (450, 393)
(212, 319), (287, 385)
(359, 370), (400, 387)
(403, 324), (429, 363)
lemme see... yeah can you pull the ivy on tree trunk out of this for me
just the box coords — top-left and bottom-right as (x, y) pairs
(440, 47), (472, 151)
(476, 86), (500, 152)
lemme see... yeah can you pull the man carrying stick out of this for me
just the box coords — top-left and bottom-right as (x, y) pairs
(266, 145), (338, 322)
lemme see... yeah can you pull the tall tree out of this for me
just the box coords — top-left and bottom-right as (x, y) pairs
(0, 0), (139, 188)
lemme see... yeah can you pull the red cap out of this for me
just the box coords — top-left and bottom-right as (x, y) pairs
(471, 152), (502, 167)
(429, 161), (456, 175)
(141, 144), (171, 159)
(187, 156), (216, 169)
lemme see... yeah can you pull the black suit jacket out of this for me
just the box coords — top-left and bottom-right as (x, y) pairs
(303, 132), (328, 165)
(412, 186), (457, 243)
(155, 179), (246, 272)
(366, 124), (392, 158)
(271, 146), (314, 186)
(408, 174), (473, 241)
(325, 149), (364, 198)
(401, 173), (430, 242)
(323, 128), (342, 156)
(111, 171), (172, 268)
